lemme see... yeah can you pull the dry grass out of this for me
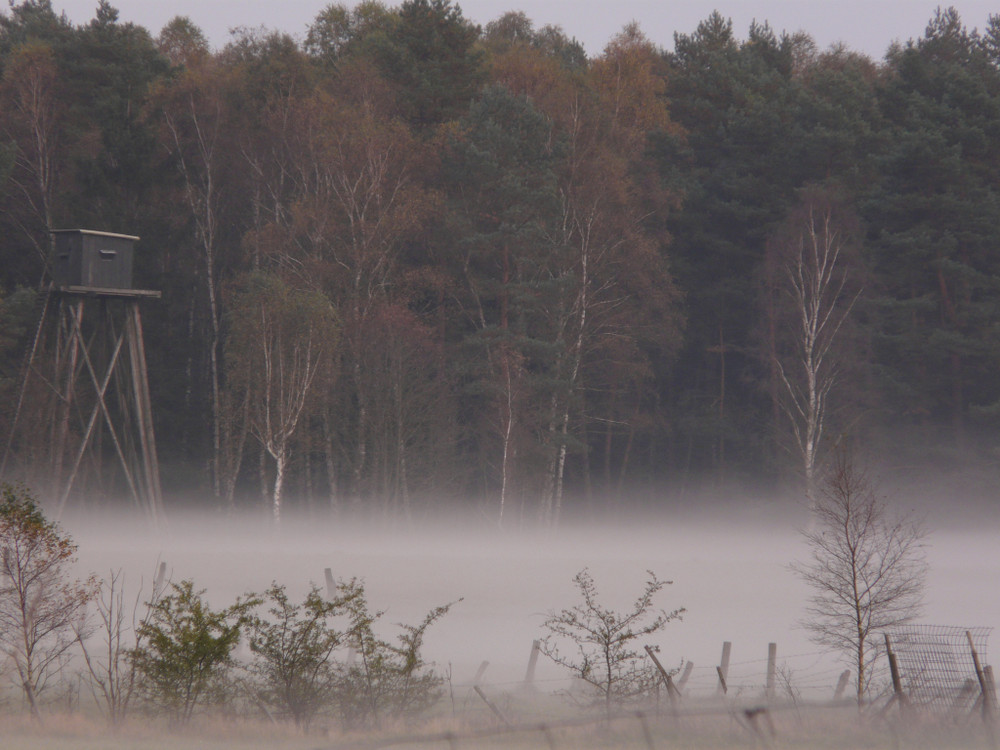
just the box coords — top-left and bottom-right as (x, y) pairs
(0, 713), (318, 750)
(0, 703), (995, 750)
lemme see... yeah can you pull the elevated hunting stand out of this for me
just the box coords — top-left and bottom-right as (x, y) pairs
(1, 230), (163, 521)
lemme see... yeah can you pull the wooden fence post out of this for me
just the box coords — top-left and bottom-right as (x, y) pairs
(473, 660), (489, 686)
(717, 641), (731, 695)
(766, 642), (777, 701)
(983, 665), (998, 714)
(678, 661), (694, 692)
(884, 633), (907, 713)
(834, 670), (851, 701)
(645, 645), (681, 709)
(968, 631), (995, 726)
(524, 640), (541, 689)
(324, 567), (335, 599)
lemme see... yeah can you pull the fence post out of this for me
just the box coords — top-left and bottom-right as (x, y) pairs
(678, 661), (694, 692)
(968, 631), (995, 726)
(524, 639), (541, 689)
(717, 641), (731, 695)
(473, 660), (489, 686)
(766, 642), (777, 701)
(984, 666), (999, 714)
(324, 567), (335, 599)
(834, 670), (851, 701)
(884, 633), (907, 713)
(645, 645), (681, 710)
(473, 685), (511, 726)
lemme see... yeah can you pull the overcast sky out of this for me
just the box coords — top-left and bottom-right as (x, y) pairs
(16, 1), (1000, 60)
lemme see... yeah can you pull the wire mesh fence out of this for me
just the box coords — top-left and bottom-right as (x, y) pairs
(889, 625), (993, 712)
(306, 628), (998, 750)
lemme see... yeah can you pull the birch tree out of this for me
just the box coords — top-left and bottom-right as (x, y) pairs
(546, 25), (679, 520)
(226, 273), (338, 522)
(792, 450), (927, 704)
(281, 72), (432, 509)
(488, 25), (682, 522)
(444, 85), (562, 525)
(768, 187), (862, 501)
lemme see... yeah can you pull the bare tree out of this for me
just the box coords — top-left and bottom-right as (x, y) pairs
(285, 73), (431, 510)
(767, 187), (862, 502)
(0, 484), (96, 719)
(791, 450), (927, 705)
(0, 41), (65, 262)
(540, 568), (683, 717)
(154, 57), (232, 504)
(74, 564), (169, 725)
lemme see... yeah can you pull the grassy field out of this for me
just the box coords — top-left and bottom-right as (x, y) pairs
(2, 703), (996, 750)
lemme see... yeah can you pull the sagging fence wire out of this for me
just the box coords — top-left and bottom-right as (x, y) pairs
(316, 702), (818, 750)
(657, 647), (845, 699)
(316, 695), (1000, 750)
(468, 648), (840, 696)
(311, 630), (998, 750)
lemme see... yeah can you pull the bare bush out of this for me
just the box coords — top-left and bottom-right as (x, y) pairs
(75, 564), (168, 725)
(540, 568), (683, 717)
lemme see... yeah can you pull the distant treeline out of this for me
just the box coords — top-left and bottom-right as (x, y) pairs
(1, 0), (999, 520)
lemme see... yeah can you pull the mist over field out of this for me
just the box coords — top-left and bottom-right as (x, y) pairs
(4, 1), (1000, 744)
(59, 484), (1000, 701)
(0, 470), (994, 749)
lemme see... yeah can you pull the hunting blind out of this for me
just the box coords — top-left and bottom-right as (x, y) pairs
(51, 229), (137, 289)
(0, 229), (163, 521)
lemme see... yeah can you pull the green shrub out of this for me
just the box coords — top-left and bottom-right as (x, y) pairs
(246, 582), (355, 729)
(332, 578), (459, 729)
(130, 579), (258, 722)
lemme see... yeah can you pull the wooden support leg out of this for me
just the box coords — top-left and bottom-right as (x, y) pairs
(127, 301), (163, 522)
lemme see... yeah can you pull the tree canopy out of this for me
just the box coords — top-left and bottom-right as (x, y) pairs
(1, 2), (998, 520)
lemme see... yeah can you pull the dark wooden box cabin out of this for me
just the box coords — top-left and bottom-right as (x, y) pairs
(51, 229), (138, 290)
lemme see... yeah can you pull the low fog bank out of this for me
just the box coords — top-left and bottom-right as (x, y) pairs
(57, 495), (1000, 700)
